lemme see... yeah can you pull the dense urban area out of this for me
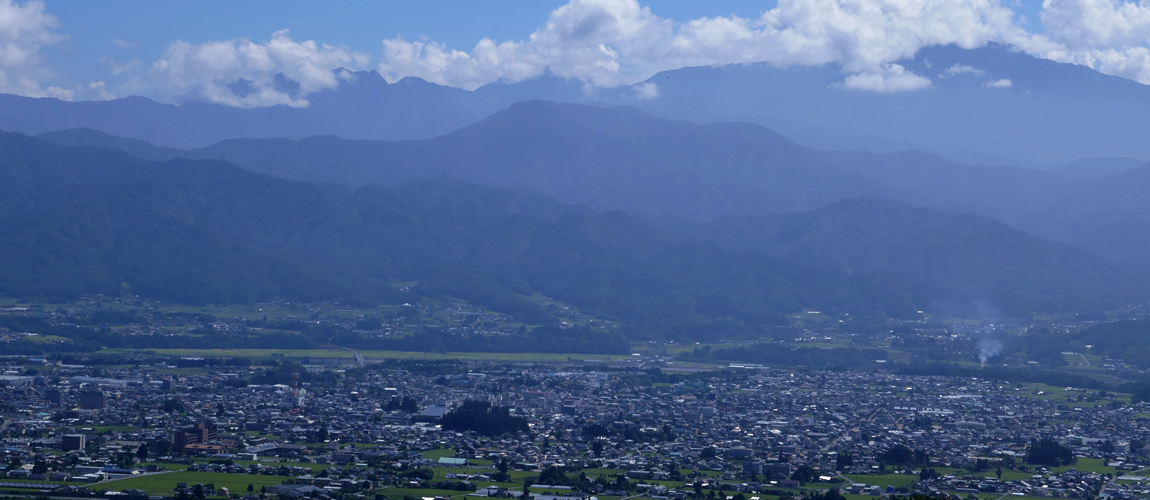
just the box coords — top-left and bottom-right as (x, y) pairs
(3, 297), (1150, 500)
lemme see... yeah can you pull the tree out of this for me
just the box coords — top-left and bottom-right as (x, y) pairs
(193, 484), (206, 500)
(614, 475), (630, 491)
(440, 400), (529, 436)
(115, 451), (136, 469)
(836, 452), (854, 470)
(248, 484), (255, 494)
(154, 439), (172, 456)
(137, 442), (150, 461)
(162, 398), (185, 413)
(592, 440), (605, 458)
(32, 459), (48, 474)
(1026, 439), (1075, 467)
(400, 396), (419, 413)
(493, 457), (511, 482)
(881, 445), (915, 465)
(790, 465), (817, 485)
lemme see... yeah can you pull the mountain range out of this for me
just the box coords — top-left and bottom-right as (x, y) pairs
(6, 42), (1150, 325)
(3, 115), (1145, 324)
(3, 44), (1150, 168)
(36, 100), (1150, 277)
(0, 130), (928, 328)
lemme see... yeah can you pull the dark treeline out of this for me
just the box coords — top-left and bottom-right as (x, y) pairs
(1026, 438), (1076, 467)
(681, 344), (887, 368)
(895, 362), (1108, 390)
(1075, 320), (1150, 369)
(0, 312), (629, 355)
(333, 326), (630, 355)
(439, 400), (529, 436)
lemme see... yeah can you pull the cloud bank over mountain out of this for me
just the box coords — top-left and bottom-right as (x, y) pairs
(378, 0), (1025, 91)
(0, 0), (71, 98)
(1037, 0), (1150, 84)
(149, 30), (371, 108)
(374, 0), (1150, 91)
(2, 0), (1150, 104)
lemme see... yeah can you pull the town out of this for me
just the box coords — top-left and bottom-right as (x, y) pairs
(2, 345), (1150, 500)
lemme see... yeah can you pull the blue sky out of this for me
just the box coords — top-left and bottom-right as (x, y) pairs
(46, 1), (788, 82)
(1, 0), (1140, 105)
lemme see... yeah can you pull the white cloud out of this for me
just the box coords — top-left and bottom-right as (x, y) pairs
(111, 38), (137, 49)
(1028, 0), (1150, 84)
(100, 56), (142, 75)
(7, 0), (1142, 105)
(80, 81), (115, 100)
(984, 77), (1013, 87)
(0, 0), (71, 98)
(840, 63), (934, 92)
(148, 29), (370, 107)
(631, 81), (658, 99)
(15, 76), (71, 99)
(376, 0), (1032, 92)
(944, 63), (987, 76)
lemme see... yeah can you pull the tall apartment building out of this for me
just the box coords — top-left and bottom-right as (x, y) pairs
(62, 434), (86, 451)
(174, 422), (219, 451)
(45, 389), (62, 404)
(79, 391), (105, 410)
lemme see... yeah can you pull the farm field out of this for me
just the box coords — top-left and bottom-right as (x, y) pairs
(98, 347), (636, 364)
(92, 471), (294, 496)
(842, 474), (917, 489)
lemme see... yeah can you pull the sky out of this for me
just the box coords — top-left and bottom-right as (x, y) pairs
(1, 0), (1145, 106)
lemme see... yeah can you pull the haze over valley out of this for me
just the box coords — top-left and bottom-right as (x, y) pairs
(5, 3), (1150, 499)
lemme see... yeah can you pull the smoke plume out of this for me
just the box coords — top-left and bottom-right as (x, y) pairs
(977, 338), (1002, 367)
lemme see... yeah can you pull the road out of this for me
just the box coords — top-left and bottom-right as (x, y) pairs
(341, 347), (364, 367)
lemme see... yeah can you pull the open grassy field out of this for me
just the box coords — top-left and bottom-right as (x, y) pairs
(93, 471), (294, 495)
(99, 348), (357, 359)
(420, 449), (457, 460)
(378, 486), (490, 499)
(98, 347), (636, 364)
(842, 474), (917, 489)
(1055, 457), (1116, 475)
(0, 479), (70, 486)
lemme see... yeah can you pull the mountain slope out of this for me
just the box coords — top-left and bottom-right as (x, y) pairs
(36, 102), (1150, 278)
(0, 73), (504, 149)
(695, 198), (1145, 316)
(7, 44), (1150, 167)
(36, 128), (185, 161)
(816, 150), (1076, 226)
(619, 43), (1150, 167)
(176, 101), (889, 219)
(1050, 157), (1147, 179)
(0, 131), (928, 325)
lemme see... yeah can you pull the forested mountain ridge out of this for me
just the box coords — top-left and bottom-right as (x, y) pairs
(3, 130), (1143, 324)
(0, 131), (934, 329)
